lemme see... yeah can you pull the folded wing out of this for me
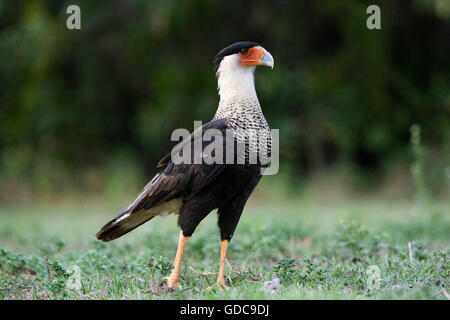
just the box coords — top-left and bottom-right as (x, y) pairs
(96, 118), (230, 241)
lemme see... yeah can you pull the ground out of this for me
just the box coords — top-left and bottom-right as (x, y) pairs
(0, 190), (449, 300)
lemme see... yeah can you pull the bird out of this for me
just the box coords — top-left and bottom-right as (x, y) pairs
(96, 42), (274, 289)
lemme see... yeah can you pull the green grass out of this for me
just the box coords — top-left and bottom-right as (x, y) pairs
(0, 193), (449, 300)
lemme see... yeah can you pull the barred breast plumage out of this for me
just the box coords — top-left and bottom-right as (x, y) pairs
(214, 96), (272, 164)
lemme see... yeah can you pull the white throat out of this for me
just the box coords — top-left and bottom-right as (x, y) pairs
(216, 55), (257, 102)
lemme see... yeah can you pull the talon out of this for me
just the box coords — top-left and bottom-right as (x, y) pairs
(167, 274), (180, 288)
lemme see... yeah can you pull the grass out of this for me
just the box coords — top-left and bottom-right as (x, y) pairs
(0, 190), (449, 300)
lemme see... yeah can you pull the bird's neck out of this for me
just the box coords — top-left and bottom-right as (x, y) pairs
(217, 71), (257, 102)
(215, 63), (261, 119)
(216, 55), (258, 103)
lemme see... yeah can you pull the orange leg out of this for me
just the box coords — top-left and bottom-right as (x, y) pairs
(167, 231), (189, 288)
(216, 239), (230, 289)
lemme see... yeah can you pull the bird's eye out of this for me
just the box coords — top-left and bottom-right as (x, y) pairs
(240, 48), (249, 54)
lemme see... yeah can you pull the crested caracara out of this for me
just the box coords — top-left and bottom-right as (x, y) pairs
(96, 42), (274, 289)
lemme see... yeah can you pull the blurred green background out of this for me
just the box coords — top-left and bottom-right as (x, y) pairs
(0, 0), (449, 203)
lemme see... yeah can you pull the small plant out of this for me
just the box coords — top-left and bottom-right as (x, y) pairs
(147, 256), (173, 282)
(330, 221), (389, 261)
(45, 279), (67, 296)
(0, 248), (42, 275)
(50, 261), (69, 279)
(273, 258), (298, 285)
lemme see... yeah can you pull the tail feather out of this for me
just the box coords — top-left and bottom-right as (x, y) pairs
(96, 209), (155, 242)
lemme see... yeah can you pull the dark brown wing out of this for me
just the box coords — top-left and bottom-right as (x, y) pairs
(96, 118), (230, 241)
(129, 118), (230, 211)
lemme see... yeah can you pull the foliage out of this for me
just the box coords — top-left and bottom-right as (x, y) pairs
(0, 1), (449, 199)
(0, 198), (448, 299)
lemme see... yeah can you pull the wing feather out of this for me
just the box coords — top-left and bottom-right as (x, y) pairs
(96, 118), (230, 241)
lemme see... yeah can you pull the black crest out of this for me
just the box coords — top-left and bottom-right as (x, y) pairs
(213, 41), (260, 72)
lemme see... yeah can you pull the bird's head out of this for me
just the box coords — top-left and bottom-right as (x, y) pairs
(213, 42), (274, 73)
(213, 42), (274, 100)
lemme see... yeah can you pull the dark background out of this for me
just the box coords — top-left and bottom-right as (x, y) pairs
(0, 0), (449, 202)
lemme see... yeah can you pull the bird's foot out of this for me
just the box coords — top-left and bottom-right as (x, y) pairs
(166, 273), (180, 288)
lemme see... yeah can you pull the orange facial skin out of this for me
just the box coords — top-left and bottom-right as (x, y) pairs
(239, 46), (266, 67)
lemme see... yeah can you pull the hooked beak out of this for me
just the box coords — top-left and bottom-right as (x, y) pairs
(260, 50), (274, 69)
